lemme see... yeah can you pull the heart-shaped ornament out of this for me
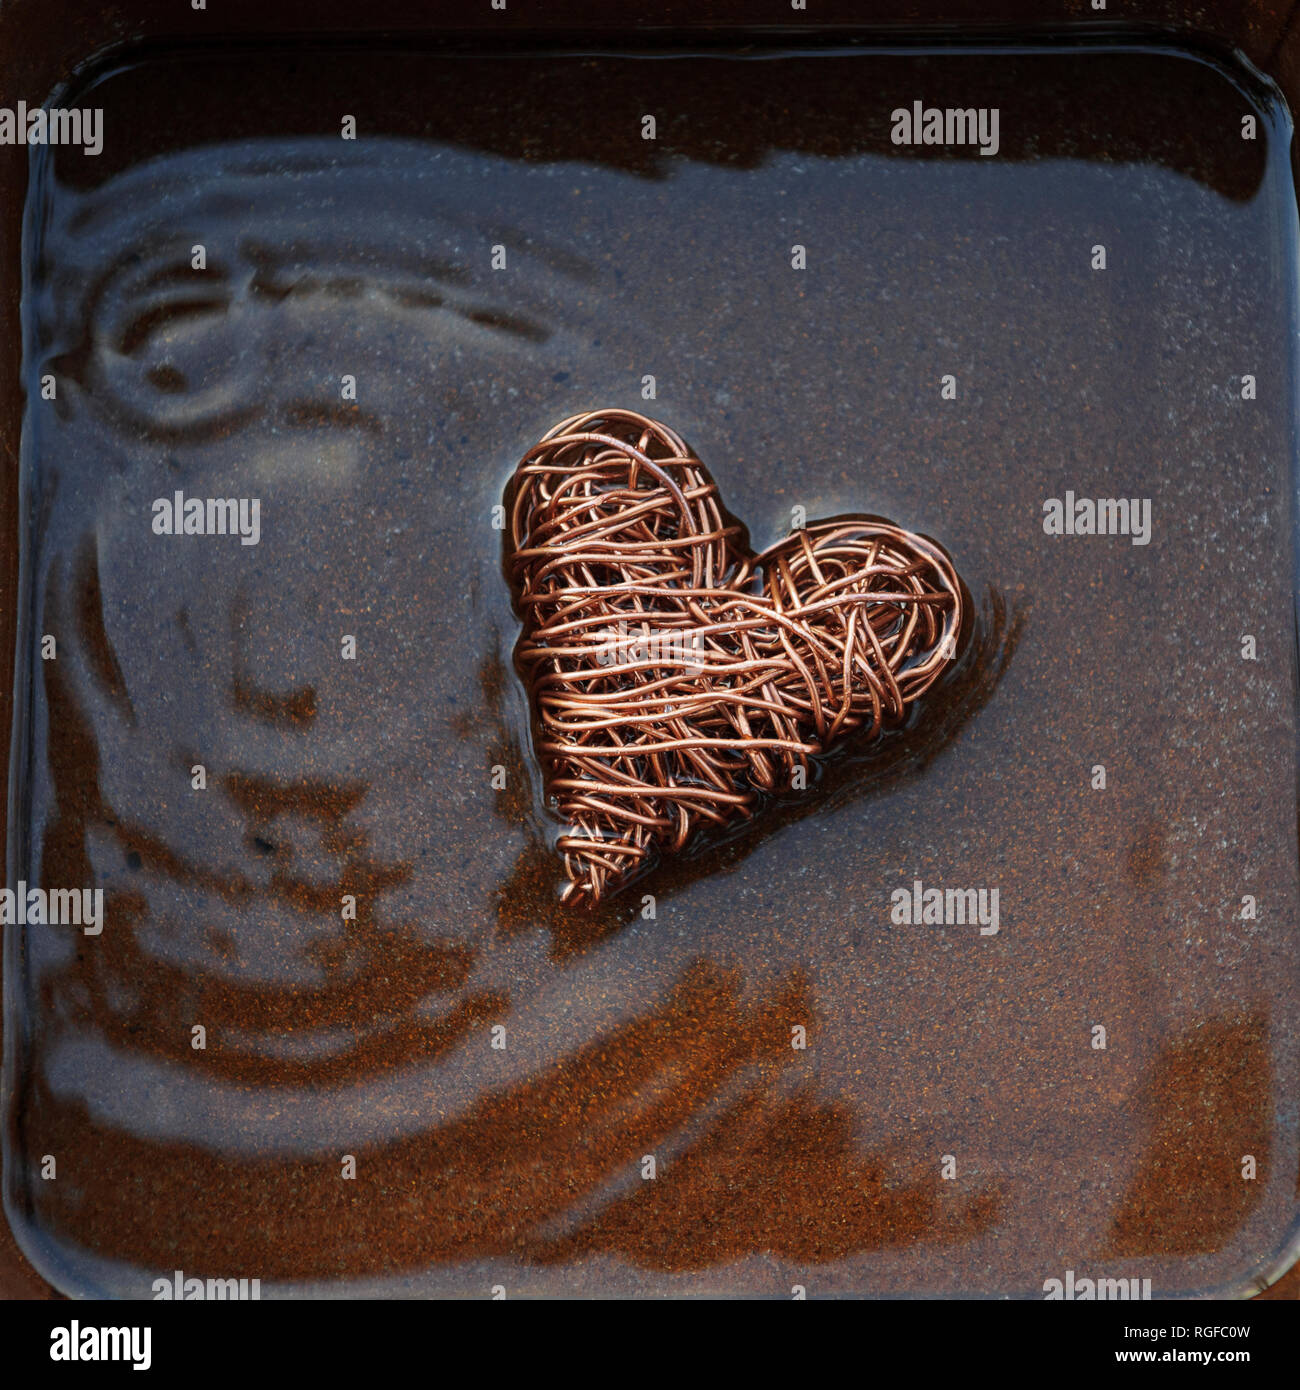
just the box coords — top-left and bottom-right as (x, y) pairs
(505, 409), (965, 906)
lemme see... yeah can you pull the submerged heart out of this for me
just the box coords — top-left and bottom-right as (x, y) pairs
(505, 408), (965, 906)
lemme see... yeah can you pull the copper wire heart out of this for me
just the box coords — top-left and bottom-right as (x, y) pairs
(505, 408), (965, 905)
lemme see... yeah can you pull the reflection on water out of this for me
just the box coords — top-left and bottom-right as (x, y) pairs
(41, 564), (506, 1091)
(6, 45), (1300, 1296)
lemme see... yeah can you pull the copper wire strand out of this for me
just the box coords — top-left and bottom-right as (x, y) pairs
(505, 408), (966, 906)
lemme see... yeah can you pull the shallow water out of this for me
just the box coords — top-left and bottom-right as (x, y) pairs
(5, 42), (1300, 1295)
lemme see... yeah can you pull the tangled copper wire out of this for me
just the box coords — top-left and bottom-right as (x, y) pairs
(505, 408), (965, 905)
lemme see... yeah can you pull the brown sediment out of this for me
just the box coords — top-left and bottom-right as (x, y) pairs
(530, 1086), (1000, 1271)
(1103, 1014), (1271, 1258)
(230, 679), (317, 727)
(230, 595), (318, 727)
(23, 959), (998, 1277)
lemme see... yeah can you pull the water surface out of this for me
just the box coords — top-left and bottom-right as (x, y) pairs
(5, 43), (1300, 1296)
